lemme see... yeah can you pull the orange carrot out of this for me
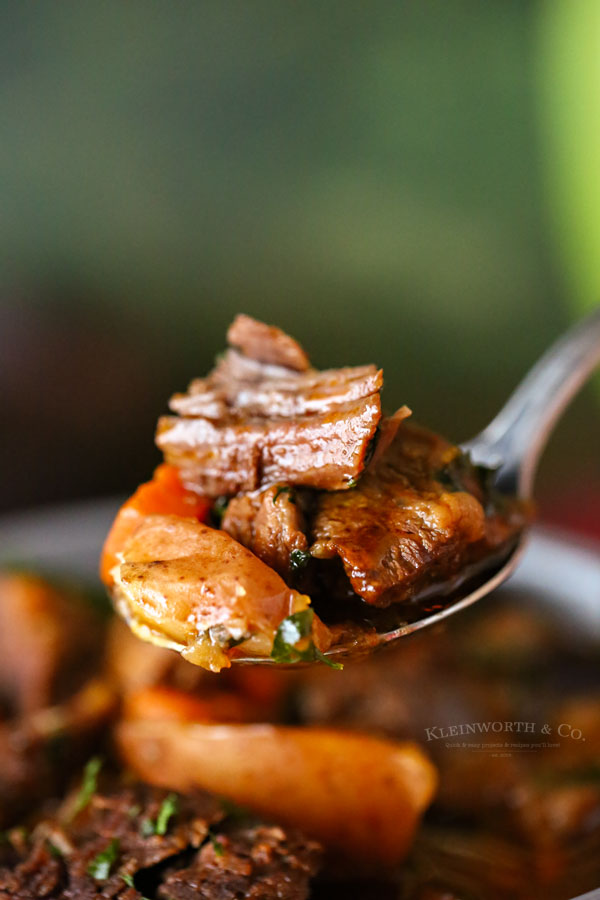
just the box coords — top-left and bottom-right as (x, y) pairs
(100, 465), (210, 586)
(122, 685), (251, 724)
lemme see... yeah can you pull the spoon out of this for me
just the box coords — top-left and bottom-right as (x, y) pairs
(236, 306), (600, 664)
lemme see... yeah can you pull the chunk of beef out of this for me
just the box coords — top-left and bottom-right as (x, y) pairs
(158, 823), (321, 900)
(0, 841), (64, 900)
(157, 393), (382, 496)
(63, 781), (223, 869)
(156, 317), (385, 496)
(0, 780), (225, 899)
(227, 314), (310, 371)
(171, 353), (383, 420)
(212, 347), (301, 384)
(221, 485), (308, 576)
(0, 775), (321, 900)
(310, 421), (513, 606)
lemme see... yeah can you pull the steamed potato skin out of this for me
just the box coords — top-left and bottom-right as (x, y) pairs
(112, 514), (312, 669)
(117, 716), (437, 868)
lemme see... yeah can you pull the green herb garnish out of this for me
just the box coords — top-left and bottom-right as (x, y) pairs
(436, 453), (496, 495)
(273, 485), (295, 504)
(211, 496), (229, 526)
(272, 609), (313, 658)
(140, 818), (155, 837)
(140, 793), (179, 837)
(208, 830), (225, 856)
(289, 549), (311, 572)
(87, 838), (119, 880)
(121, 871), (151, 900)
(345, 476), (359, 489)
(271, 610), (343, 669)
(155, 793), (179, 835)
(71, 756), (102, 819)
(46, 840), (63, 859)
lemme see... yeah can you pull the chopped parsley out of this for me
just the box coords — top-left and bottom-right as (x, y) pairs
(289, 548), (311, 572)
(155, 793), (179, 835)
(273, 485), (296, 504)
(208, 830), (225, 856)
(271, 610), (343, 669)
(46, 840), (63, 859)
(211, 496), (229, 526)
(345, 476), (359, 489)
(436, 453), (496, 496)
(121, 872), (151, 900)
(140, 818), (156, 838)
(140, 793), (179, 837)
(87, 838), (119, 880)
(71, 756), (102, 819)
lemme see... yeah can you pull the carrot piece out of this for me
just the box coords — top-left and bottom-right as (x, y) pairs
(122, 686), (250, 724)
(100, 465), (210, 586)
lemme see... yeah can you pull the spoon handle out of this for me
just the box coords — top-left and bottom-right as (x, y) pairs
(462, 305), (600, 497)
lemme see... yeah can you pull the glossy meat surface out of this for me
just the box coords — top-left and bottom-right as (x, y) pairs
(310, 422), (492, 605)
(156, 317), (384, 496)
(0, 774), (321, 900)
(105, 315), (528, 670)
(158, 393), (382, 495)
(227, 313), (311, 371)
(171, 354), (383, 420)
(222, 485), (308, 577)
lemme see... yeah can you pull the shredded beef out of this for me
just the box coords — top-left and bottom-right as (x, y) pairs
(0, 776), (321, 900)
(227, 314), (311, 371)
(171, 354), (383, 420)
(0, 841), (64, 900)
(61, 782), (222, 869)
(158, 823), (321, 900)
(156, 318), (384, 496)
(158, 394), (381, 496)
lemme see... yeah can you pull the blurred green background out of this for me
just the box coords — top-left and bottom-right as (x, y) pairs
(1, 2), (598, 535)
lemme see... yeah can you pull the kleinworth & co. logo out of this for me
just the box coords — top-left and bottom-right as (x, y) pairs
(424, 720), (586, 756)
